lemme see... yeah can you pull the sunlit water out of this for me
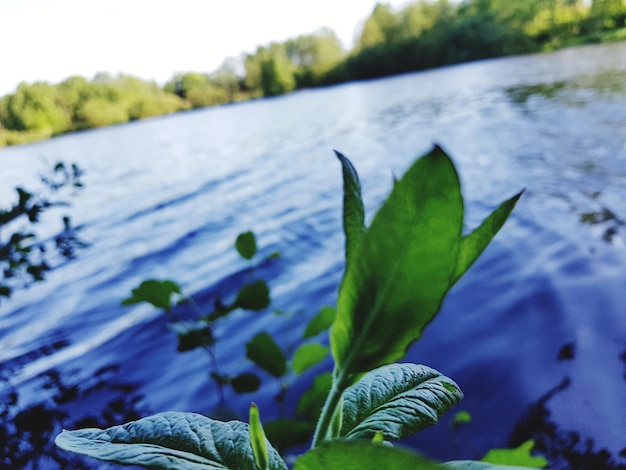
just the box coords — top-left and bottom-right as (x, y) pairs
(2, 42), (626, 469)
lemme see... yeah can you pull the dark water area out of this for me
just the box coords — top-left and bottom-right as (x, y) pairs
(1, 42), (626, 469)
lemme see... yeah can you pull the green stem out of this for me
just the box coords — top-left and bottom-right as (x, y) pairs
(311, 368), (348, 447)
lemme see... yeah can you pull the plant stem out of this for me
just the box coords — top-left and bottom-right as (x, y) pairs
(311, 368), (348, 447)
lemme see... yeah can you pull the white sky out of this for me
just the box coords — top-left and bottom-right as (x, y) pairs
(0, 0), (411, 95)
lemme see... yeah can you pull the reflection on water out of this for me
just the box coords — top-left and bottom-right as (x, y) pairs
(509, 340), (626, 469)
(1, 365), (145, 469)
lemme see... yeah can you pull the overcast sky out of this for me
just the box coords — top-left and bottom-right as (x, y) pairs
(0, 0), (411, 95)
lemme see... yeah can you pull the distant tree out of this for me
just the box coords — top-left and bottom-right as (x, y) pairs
(245, 43), (296, 97)
(396, 0), (453, 39)
(2, 83), (71, 134)
(590, 0), (626, 29)
(212, 57), (243, 103)
(358, 3), (399, 49)
(285, 28), (345, 87)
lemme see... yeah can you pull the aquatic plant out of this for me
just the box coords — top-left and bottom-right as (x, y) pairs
(55, 145), (536, 469)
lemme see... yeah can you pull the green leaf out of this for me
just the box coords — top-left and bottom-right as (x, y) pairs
(230, 373), (261, 393)
(234, 280), (270, 311)
(249, 404), (269, 470)
(264, 419), (316, 453)
(55, 412), (287, 470)
(122, 279), (181, 312)
(246, 332), (287, 377)
(335, 151), (365, 269)
(340, 363), (463, 440)
(451, 191), (522, 285)
(451, 410), (472, 426)
(297, 372), (333, 421)
(292, 343), (329, 375)
(236, 231), (257, 260)
(481, 440), (548, 468)
(303, 306), (336, 339)
(331, 145), (464, 379)
(294, 440), (441, 470)
(176, 326), (214, 352)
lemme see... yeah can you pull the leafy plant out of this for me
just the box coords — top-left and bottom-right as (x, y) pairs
(56, 145), (534, 469)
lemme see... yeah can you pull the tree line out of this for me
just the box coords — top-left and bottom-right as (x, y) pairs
(1, 0), (624, 147)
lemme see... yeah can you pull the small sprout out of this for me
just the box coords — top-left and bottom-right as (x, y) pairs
(249, 403), (269, 470)
(372, 430), (384, 444)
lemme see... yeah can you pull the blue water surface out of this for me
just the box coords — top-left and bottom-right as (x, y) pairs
(1, 42), (626, 469)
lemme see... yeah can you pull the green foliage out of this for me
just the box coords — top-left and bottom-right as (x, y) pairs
(451, 410), (472, 426)
(249, 404), (270, 470)
(292, 343), (329, 375)
(55, 412), (287, 470)
(338, 364), (463, 440)
(236, 231), (257, 259)
(294, 440), (439, 469)
(246, 332), (287, 378)
(121, 279), (182, 312)
(303, 306), (336, 339)
(234, 280), (271, 311)
(481, 440), (548, 468)
(56, 146), (527, 469)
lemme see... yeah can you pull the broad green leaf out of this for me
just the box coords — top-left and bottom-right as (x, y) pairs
(230, 373), (261, 393)
(335, 151), (365, 268)
(249, 404), (269, 470)
(236, 231), (257, 260)
(264, 419), (316, 452)
(292, 343), (329, 375)
(234, 280), (270, 311)
(481, 440), (547, 468)
(294, 440), (441, 470)
(55, 411), (287, 470)
(122, 279), (181, 312)
(451, 191), (522, 285)
(297, 372), (333, 421)
(340, 363), (463, 440)
(303, 306), (336, 339)
(331, 145), (464, 379)
(177, 327), (214, 352)
(246, 332), (287, 377)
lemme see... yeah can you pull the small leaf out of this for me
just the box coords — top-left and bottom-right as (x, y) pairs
(236, 231), (257, 260)
(481, 440), (548, 468)
(176, 327), (214, 352)
(55, 411), (287, 469)
(451, 411), (472, 426)
(371, 430), (384, 444)
(335, 151), (365, 270)
(292, 343), (329, 375)
(303, 306), (336, 339)
(122, 280), (181, 312)
(451, 191), (522, 285)
(264, 419), (316, 453)
(246, 332), (287, 378)
(249, 403), (269, 470)
(340, 363), (463, 440)
(231, 373), (261, 393)
(297, 372), (333, 421)
(234, 280), (270, 311)
(294, 440), (440, 470)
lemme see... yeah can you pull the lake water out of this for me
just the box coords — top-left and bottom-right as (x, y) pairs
(2, 42), (626, 469)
